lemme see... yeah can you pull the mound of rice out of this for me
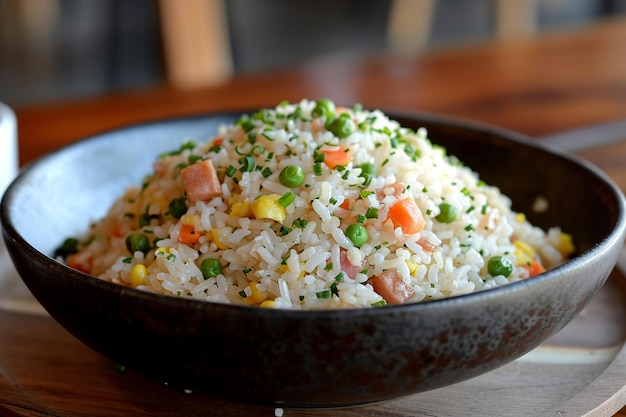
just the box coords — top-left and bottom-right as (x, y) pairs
(58, 99), (575, 309)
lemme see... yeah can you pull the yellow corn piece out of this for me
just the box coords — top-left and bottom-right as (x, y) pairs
(155, 247), (171, 256)
(556, 232), (575, 257)
(251, 194), (287, 223)
(250, 282), (268, 304)
(277, 264), (289, 274)
(129, 264), (148, 287)
(230, 200), (251, 217)
(406, 260), (418, 275)
(181, 214), (200, 226)
(151, 196), (169, 213)
(260, 300), (277, 308)
(209, 228), (229, 250)
(514, 240), (536, 266)
(516, 213), (526, 223)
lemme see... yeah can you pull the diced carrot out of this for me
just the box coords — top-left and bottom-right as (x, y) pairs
(320, 146), (352, 169)
(178, 224), (201, 245)
(525, 261), (546, 278)
(67, 254), (92, 274)
(212, 137), (223, 146)
(388, 197), (425, 235)
(339, 199), (350, 210)
(181, 159), (222, 202)
(112, 224), (125, 238)
(370, 269), (415, 305)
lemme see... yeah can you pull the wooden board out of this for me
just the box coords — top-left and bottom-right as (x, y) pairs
(1, 254), (626, 416)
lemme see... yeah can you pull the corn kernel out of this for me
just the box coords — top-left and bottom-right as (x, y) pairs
(129, 264), (148, 287)
(260, 300), (277, 308)
(277, 264), (289, 274)
(250, 282), (268, 303)
(251, 194), (287, 223)
(406, 260), (418, 275)
(557, 232), (575, 256)
(181, 214), (200, 226)
(230, 200), (251, 217)
(155, 247), (171, 256)
(516, 213), (526, 223)
(209, 228), (229, 250)
(514, 240), (536, 266)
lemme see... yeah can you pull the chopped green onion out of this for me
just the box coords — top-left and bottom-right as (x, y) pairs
(278, 191), (296, 207)
(365, 207), (378, 219)
(261, 167), (273, 178)
(316, 289), (332, 299)
(225, 165), (237, 177)
(293, 218), (308, 229)
(314, 162), (323, 176)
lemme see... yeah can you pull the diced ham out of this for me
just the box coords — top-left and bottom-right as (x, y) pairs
(181, 159), (222, 202)
(376, 183), (404, 202)
(339, 250), (366, 279)
(370, 269), (415, 305)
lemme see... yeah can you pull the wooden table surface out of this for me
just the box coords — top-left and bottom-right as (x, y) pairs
(4, 16), (626, 417)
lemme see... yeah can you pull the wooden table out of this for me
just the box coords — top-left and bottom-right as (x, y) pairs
(3, 16), (626, 416)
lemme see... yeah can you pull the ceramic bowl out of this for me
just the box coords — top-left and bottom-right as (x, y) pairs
(2, 110), (625, 407)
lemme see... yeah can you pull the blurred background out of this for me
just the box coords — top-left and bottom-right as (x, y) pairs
(1, 0), (626, 107)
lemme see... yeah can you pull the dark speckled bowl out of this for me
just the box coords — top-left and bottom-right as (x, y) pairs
(2, 111), (625, 407)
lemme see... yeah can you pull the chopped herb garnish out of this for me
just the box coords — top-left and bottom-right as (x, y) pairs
(279, 226), (292, 236)
(316, 289), (332, 299)
(239, 156), (255, 173)
(225, 165), (237, 177)
(293, 218), (308, 229)
(365, 207), (378, 219)
(278, 191), (296, 207)
(122, 257), (133, 264)
(356, 214), (366, 224)
(359, 190), (375, 199)
(261, 166), (273, 178)
(313, 162), (323, 176)
(371, 300), (387, 307)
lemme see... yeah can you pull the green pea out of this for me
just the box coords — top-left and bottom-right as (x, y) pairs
(201, 258), (222, 279)
(359, 162), (378, 177)
(435, 202), (458, 224)
(54, 237), (79, 258)
(326, 113), (356, 139)
(279, 165), (305, 188)
(345, 223), (368, 248)
(487, 256), (513, 278)
(125, 233), (150, 255)
(168, 196), (188, 219)
(312, 98), (336, 119)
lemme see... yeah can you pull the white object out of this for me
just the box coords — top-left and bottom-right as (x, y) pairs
(0, 101), (44, 314)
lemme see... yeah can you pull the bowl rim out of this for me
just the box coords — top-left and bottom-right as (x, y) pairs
(2, 108), (626, 318)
